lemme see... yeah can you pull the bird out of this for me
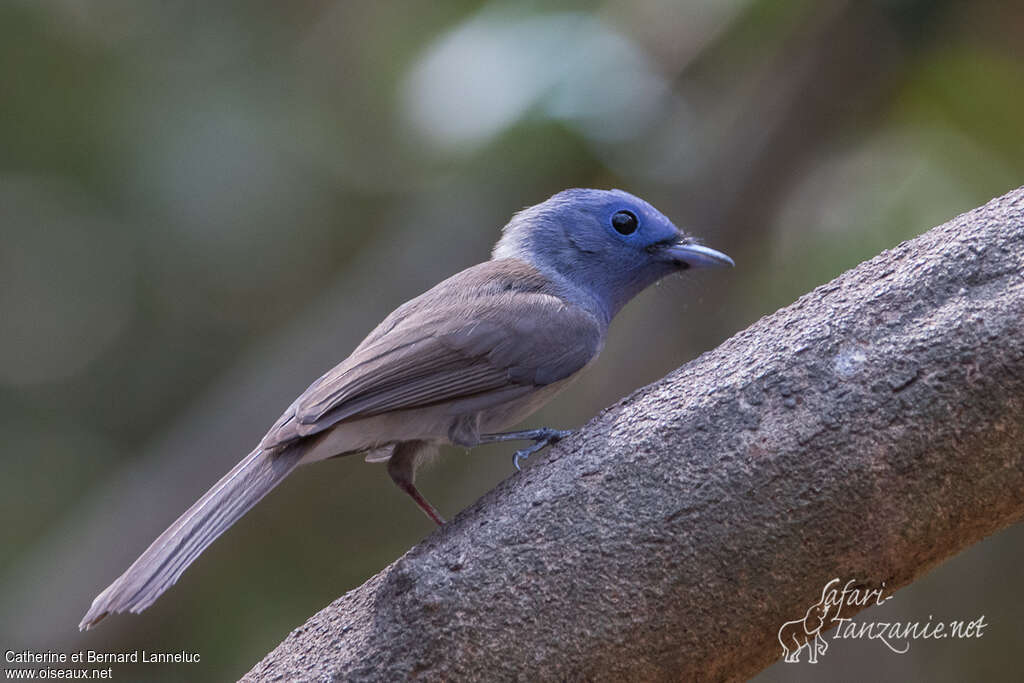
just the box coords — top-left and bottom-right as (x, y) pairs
(79, 188), (733, 629)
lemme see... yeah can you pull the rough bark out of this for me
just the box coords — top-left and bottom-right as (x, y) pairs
(243, 187), (1024, 681)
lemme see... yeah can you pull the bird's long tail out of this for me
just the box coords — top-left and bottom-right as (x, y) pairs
(79, 445), (304, 630)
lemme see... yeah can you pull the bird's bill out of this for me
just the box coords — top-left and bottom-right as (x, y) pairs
(664, 242), (735, 269)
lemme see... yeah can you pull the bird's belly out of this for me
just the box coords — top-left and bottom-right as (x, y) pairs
(300, 408), (453, 463)
(299, 379), (575, 464)
(476, 380), (573, 433)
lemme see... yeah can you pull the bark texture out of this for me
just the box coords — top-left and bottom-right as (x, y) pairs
(243, 187), (1024, 681)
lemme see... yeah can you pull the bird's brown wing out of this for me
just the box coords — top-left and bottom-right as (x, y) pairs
(260, 261), (604, 451)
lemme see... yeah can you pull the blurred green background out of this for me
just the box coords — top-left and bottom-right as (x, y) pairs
(1, 0), (1022, 680)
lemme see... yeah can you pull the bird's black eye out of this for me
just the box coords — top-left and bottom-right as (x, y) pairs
(611, 210), (638, 235)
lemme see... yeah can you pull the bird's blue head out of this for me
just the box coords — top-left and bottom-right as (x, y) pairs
(493, 188), (733, 321)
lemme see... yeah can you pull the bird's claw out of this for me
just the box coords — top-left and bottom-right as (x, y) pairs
(512, 429), (572, 470)
(512, 448), (530, 471)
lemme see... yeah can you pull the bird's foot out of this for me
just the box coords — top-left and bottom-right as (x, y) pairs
(479, 427), (573, 471)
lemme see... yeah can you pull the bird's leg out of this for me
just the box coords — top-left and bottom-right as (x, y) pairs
(388, 441), (445, 525)
(395, 480), (445, 526)
(478, 427), (573, 470)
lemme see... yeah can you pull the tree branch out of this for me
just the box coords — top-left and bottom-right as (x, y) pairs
(243, 186), (1024, 681)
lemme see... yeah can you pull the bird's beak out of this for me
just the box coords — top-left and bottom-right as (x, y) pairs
(663, 241), (735, 269)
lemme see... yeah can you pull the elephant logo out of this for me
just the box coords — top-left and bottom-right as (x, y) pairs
(778, 581), (840, 664)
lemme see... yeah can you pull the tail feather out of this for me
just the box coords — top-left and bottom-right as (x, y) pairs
(79, 445), (304, 630)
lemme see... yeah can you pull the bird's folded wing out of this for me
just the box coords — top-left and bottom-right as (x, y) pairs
(260, 287), (602, 450)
